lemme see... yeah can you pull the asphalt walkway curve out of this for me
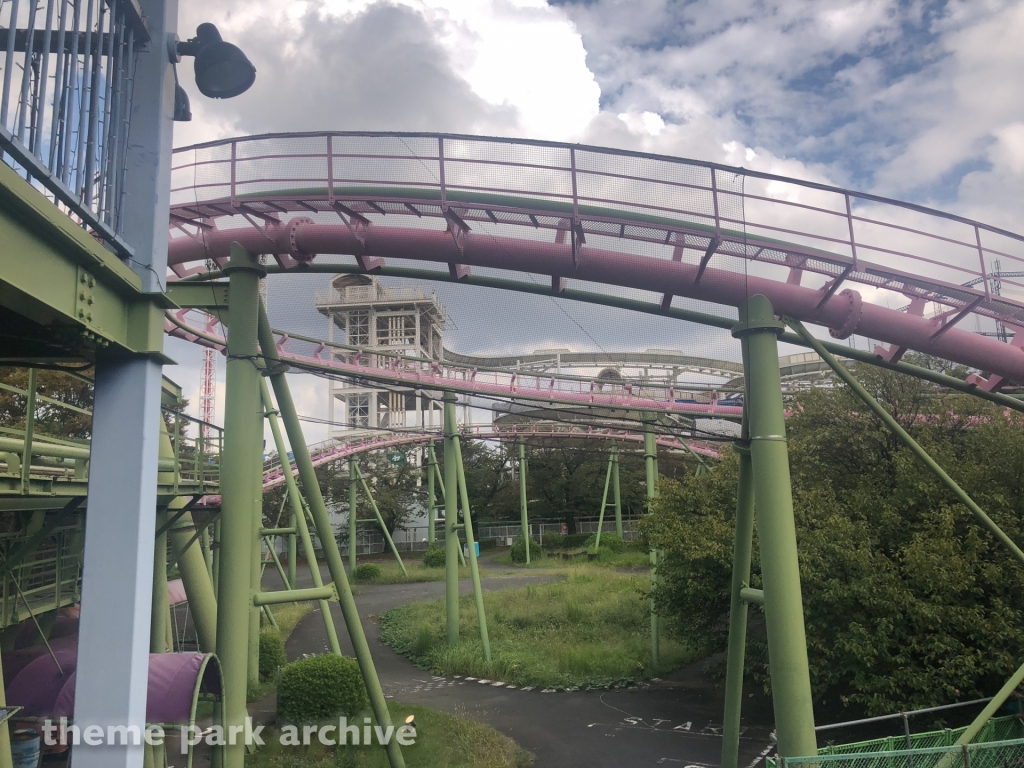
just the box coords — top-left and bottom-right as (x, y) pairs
(274, 556), (777, 768)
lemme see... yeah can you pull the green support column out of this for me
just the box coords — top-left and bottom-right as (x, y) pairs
(518, 439), (530, 563)
(201, 526), (214, 581)
(217, 244), (265, 768)
(287, 506), (297, 596)
(261, 378), (341, 656)
(722, 327), (756, 768)
(612, 443), (622, 538)
(733, 295), (816, 759)
(212, 517), (221, 601)
(19, 368), (36, 493)
(443, 393), (460, 646)
(152, 511), (169, 653)
(258, 301), (405, 768)
(159, 419), (218, 653)
(349, 459), (358, 578)
(593, 452), (614, 552)
(426, 443), (437, 546)
(721, 435), (755, 768)
(168, 514), (218, 653)
(248, 413), (264, 688)
(452, 433), (491, 662)
(644, 415), (660, 666)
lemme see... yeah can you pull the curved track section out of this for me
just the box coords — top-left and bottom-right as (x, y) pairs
(190, 425), (717, 506)
(166, 310), (745, 419)
(168, 132), (1024, 387)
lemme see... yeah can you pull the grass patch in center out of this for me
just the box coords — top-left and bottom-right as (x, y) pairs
(380, 567), (696, 689)
(350, 558), (480, 585)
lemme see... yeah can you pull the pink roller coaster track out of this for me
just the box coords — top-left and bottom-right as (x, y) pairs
(165, 310), (745, 419)
(167, 132), (1024, 388)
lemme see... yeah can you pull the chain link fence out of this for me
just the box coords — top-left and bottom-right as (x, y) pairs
(768, 717), (1024, 768)
(276, 516), (641, 556)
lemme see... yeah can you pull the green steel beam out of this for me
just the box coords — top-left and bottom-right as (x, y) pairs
(160, 417), (218, 654)
(152, 510), (169, 654)
(154, 496), (202, 538)
(452, 428), (491, 662)
(612, 445), (622, 538)
(260, 377), (341, 656)
(426, 443), (437, 547)
(722, 325), (756, 768)
(349, 459), (358, 578)
(263, 535), (292, 591)
(0, 159), (168, 359)
(735, 296), (816, 759)
(257, 300), (405, 768)
(722, 440), (756, 766)
(253, 586), (335, 606)
(644, 415), (660, 666)
(443, 393), (461, 646)
(216, 244), (265, 768)
(739, 587), (764, 605)
(518, 439), (530, 563)
(956, 660), (1024, 746)
(249, 423), (264, 688)
(592, 452), (613, 552)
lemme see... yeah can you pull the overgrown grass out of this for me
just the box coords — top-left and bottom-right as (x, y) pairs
(355, 558), (481, 585)
(490, 548), (650, 569)
(380, 567), (696, 689)
(272, 601), (316, 639)
(249, 703), (533, 768)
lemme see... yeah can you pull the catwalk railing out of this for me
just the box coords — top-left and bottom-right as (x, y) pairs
(167, 132), (1024, 390)
(0, 0), (146, 257)
(0, 369), (223, 497)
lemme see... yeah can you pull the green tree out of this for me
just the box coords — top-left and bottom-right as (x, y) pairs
(312, 450), (419, 535)
(642, 359), (1024, 716)
(0, 366), (93, 440)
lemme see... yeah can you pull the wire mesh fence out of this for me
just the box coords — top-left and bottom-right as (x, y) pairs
(819, 716), (1024, 756)
(769, 735), (1024, 768)
(767, 717), (1024, 768)
(271, 516), (642, 556)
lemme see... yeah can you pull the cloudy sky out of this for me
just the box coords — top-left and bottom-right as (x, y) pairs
(166, 0), (1024, 436)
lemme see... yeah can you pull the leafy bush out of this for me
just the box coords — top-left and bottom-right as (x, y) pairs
(585, 533), (626, 553)
(353, 563), (381, 582)
(259, 630), (286, 682)
(510, 537), (542, 563)
(277, 654), (368, 723)
(542, 532), (590, 550)
(540, 533), (564, 550)
(422, 545), (446, 568)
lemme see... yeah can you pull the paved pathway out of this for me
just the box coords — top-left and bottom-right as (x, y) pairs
(272, 555), (777, 768)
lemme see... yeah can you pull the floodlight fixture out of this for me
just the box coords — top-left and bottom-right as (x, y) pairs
(174, 23), (256, 100)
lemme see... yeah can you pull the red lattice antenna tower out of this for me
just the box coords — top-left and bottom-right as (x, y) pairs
(199, 260), (220, 441)
(199, 317), (218, 441)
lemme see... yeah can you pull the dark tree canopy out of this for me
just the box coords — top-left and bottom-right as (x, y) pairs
(641, 358), (1024, 717)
